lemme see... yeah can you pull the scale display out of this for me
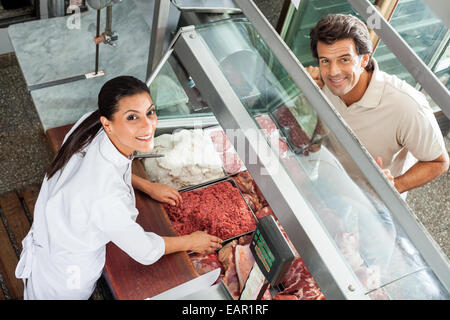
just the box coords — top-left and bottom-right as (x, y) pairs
(250, 215), (296, 286)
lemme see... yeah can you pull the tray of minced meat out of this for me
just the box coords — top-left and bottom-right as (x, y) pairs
(162, 179), (257, 241)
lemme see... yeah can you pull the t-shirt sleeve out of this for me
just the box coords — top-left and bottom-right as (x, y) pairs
(397, 101), (446, 162)
(91, 195), (165, 265)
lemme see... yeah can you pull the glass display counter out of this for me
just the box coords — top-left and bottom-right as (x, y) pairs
(147, 15), (449, 299)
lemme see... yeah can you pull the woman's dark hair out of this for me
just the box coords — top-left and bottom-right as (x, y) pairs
(46, 76), (150, 179)
(310, 14), (374, 71)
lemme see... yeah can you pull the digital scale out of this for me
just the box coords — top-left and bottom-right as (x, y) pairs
(239, 215), (297, 300)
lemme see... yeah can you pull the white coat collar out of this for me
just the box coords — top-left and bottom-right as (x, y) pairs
(98, 130), (132, 167)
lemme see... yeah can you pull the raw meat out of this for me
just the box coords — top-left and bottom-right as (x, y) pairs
(231, 171), (269, 217)
(218, 241), (240, 299)
(279, 257), (325, 300)
(232, 171), (255, 195)
(272, 294), (298, 300)
(190, 253), (224, 285)
(143, 129), (225, 189)
(255, 206), (276, 220)
(235, 244), (255, 289)
(164, 181), (256, 240)
(218, 237), (271, 300)
(243, 193), (263, 213)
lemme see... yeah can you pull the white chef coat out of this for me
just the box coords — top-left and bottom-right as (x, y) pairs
(15, 111), (165, 300)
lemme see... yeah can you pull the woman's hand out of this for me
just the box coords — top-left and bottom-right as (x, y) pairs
(148, 182), (182, 206)
(132, 174), (182, 206)
(185, 231), (223, 254)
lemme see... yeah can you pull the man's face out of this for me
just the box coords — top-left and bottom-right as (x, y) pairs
(317, 38), (369, 97)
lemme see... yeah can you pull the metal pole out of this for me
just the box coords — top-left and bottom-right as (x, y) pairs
(95, 9), (101, 75)
(146, 0), (171, 81)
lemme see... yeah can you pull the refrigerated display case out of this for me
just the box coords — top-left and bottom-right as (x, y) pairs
(141, 0), (449, 300)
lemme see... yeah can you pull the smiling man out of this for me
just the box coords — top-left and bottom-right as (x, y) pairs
(306, 14), (449, 197)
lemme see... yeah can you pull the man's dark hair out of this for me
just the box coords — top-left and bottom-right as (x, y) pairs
(310, 14), (374, 71)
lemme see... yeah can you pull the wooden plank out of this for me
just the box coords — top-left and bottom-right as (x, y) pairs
(0, 192), (31, 252)
(45, 124), (74, 154)
(18, 185), (40, 221)
(0, 282), (5, 300)
(104, 189), (198, 300)
(0, 212), (23, 299)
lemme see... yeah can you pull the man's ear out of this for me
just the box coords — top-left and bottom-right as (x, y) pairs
(361, 54), (370, 69)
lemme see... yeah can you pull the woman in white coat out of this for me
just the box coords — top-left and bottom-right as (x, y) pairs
(15, 76), (222, 299)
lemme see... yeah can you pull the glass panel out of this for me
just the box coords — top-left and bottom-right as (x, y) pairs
(282, 0), (375, 69)
(148, 52), (213, 119)
(195, 18), (448, 299)
(281, 0), (449, 113)
(373, 0), (449, 112)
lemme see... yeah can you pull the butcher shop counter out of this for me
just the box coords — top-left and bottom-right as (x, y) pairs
(46, 124), (200, 300)
(140, 8), (450, 299)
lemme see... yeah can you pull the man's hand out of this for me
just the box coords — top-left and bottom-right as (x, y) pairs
(376, 157), (395, 186)
(305, 66), (324, 89)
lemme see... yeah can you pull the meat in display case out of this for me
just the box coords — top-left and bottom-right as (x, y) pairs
(144, 16), (449, 299)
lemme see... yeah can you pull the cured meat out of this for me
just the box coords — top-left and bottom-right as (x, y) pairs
(221, 152), (244, 175)
(288, 126), (311, 148)
(235, 244), (255, 290)
(255, 115), (278, 136)
(209, 129), (232, 153)
(206, 126), (245, 174)
(274, 105), (297, 128)
(255, 114), (289, 157)
(164, 181), (256, 240)
(280, 257), (325, 300)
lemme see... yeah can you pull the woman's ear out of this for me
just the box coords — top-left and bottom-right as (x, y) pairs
(100, 116), (111, 135)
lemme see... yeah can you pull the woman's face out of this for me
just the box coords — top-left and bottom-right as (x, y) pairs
(101, 92), (157, 157)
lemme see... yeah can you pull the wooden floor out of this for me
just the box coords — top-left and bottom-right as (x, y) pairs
(0, 184), (113, 300)
(0, 184), (39, 300)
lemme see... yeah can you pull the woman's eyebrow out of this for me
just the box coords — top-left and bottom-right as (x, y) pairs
(123, 104), (155, 115)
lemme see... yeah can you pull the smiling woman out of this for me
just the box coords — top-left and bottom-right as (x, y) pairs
(14, 75), (223, 300)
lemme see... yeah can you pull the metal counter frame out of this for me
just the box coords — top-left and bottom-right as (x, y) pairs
(235, 0), (450, 294)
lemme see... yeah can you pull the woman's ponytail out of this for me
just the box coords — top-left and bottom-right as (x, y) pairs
(46, 110), (102, 179)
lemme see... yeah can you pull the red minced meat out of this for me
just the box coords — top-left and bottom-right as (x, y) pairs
(164, 181), (256, 240)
